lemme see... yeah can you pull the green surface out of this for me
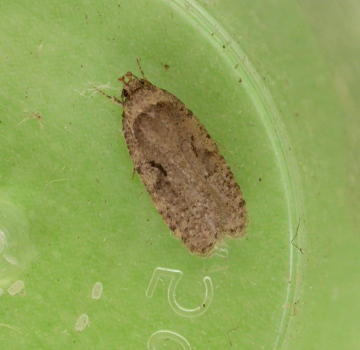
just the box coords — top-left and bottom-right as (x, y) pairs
(1, 0), (359, 349)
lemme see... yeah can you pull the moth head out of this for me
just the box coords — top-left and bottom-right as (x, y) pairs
(119, 72), (150, 100)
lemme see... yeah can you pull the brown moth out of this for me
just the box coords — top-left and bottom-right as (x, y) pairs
(95, 60), (247, 256)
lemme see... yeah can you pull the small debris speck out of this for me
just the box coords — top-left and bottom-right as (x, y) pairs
(92, 282), (103, 300)
(75, 314), (89, 332)
(8, 280), (25, 296)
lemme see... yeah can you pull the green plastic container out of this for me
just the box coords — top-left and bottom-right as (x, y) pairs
(1, 0), (359, 349)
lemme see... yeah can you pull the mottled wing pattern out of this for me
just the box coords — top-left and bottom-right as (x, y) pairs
(123, 86), (246, 255)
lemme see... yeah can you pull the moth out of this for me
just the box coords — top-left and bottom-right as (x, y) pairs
(95, 60), (247, 256)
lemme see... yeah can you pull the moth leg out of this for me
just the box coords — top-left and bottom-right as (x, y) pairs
(131, 167), (136, 179)
(93, 86), (123, 106)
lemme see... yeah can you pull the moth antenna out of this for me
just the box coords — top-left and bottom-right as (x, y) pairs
(136, 58), (146, 80)
(93, 86), (123, 106)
